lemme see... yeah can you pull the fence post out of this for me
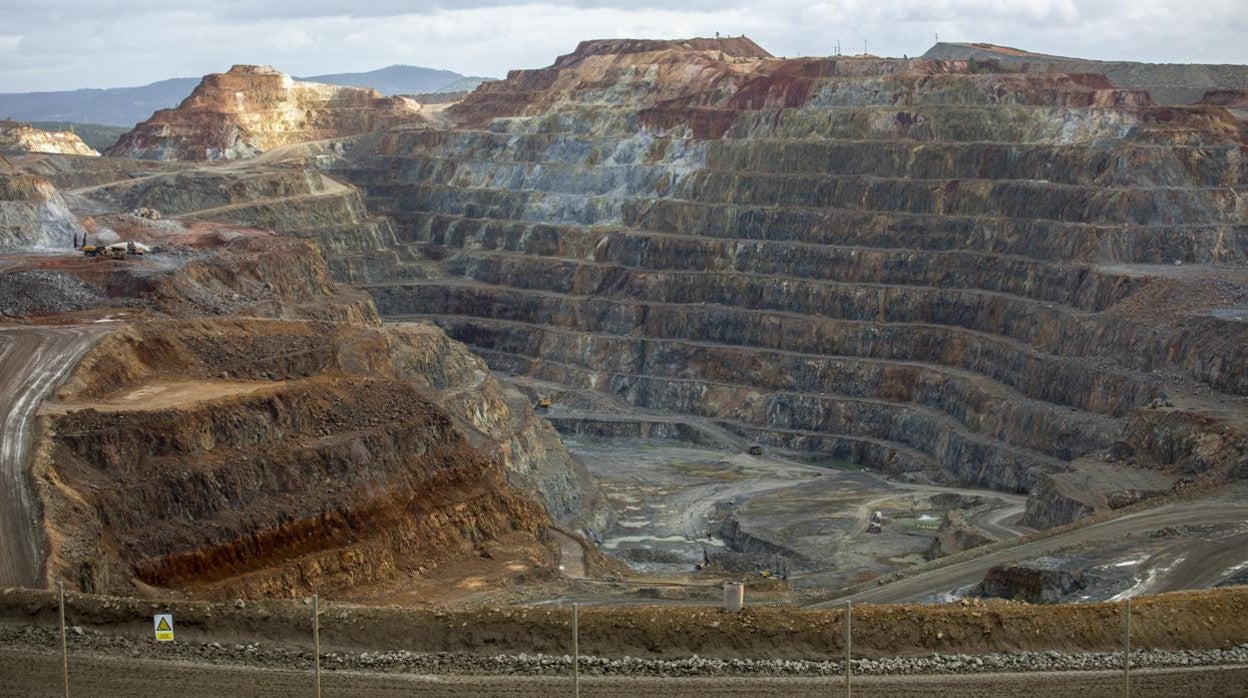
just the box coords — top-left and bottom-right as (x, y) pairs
(1123, 598), (1131, 698)
(845, 599), (852, 698)
(572, 602), (580, 698)
(58, 581), (69, 698)
(313, 594), (322, 698)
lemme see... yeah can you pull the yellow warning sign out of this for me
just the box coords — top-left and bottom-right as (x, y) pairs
(153, 613), (174, 642)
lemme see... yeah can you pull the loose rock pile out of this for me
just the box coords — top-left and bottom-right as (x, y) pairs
(0, 270), (108, 316)
(3, 624), (1245, 677)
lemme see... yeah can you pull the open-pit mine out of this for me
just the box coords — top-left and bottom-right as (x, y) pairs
(1, 36), (1247, 694)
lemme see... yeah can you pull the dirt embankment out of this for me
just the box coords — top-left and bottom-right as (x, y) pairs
(33, 319), (530, 598)
(2, 586), (1247, 660)
(31, 312), (605, 600)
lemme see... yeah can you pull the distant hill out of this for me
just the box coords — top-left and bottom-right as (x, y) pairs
(0, 65), (487, 129)
(921, 43), (1248, 105)
(298, 65), (488, 96)
(0, 77), (200, 128)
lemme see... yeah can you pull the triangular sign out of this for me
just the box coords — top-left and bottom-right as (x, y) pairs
(157, 617), (171, 632)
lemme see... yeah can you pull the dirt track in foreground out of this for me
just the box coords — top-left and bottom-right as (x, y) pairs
(2, 649), (1245, 697)
(0, 326), (101, 588)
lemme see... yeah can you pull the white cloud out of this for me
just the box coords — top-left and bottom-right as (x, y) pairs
(0, 0), (1243, 91)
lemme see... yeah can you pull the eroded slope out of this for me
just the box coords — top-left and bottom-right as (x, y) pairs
(1, 121), (99, 157)
(108, 65), (432, 161)
(35, 318), (549, 598)
(2, 184), (605, 599)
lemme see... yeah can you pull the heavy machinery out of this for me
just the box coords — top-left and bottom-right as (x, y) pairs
(536, 395), (553, 409)
(82, 241), (148, 259)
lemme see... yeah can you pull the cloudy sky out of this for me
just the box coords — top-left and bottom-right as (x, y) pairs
(1, 0), (1245, 92)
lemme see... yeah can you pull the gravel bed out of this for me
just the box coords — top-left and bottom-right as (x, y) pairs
(0, 270), (109, 316)
(3, 625), (1246, 678)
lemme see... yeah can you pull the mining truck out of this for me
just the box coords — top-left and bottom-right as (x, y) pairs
(82, 244), (124, 259)
(83, 242), (149, 259)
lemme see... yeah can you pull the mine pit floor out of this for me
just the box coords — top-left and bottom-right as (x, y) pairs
(561, 434), (1025, 594)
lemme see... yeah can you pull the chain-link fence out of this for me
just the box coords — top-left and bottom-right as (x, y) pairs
(3, 585), (1248, 697)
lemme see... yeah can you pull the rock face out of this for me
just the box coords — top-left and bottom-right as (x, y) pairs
(0, 173), (87, 250)
(319, 38), (1248, 518)
(8, 211), (606, 597)
(108, 65), (428, 161)
(975, 557), (1088, 603)
(36, 318), (549, 597)
(34, 313), (604, 598)
(0, 120), (99, 156)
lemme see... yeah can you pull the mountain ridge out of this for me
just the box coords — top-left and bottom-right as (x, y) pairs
(921, 42), (1248, 104)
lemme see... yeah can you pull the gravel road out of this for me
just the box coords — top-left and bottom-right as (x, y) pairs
(2, 649), (1246, 697)
(0, 325), (101, 588)
(812, 500), (1248, 607)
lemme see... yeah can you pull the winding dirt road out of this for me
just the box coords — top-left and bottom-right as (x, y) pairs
(0, 325), (101, 588)
(810, 500), (1248, 608)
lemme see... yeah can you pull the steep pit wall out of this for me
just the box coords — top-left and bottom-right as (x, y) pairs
(37, 372), (546, 598)
(35, 315), (605, 597)
(0, 173), (86, 250)
(327, 42), (1248, 528)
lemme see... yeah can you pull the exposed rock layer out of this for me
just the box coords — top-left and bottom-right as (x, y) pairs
(10, 208), (605, 596)
(69, 40), (1248, 530)
(108, 65), (428, 161)
(0, 120), (99, 157)
(314, 39), (1248, 522)
(0, 173), (86, 250)
(36, 312), (604, 597)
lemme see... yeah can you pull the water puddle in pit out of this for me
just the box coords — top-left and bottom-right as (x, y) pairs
(601, 534), (726, 550)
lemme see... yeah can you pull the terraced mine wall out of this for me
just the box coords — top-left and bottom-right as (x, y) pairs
(326, 43), (1248, 525)
(9, 222), (606, 597)
(82, 164), (421, 285)
(34, 315), (605, 597)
